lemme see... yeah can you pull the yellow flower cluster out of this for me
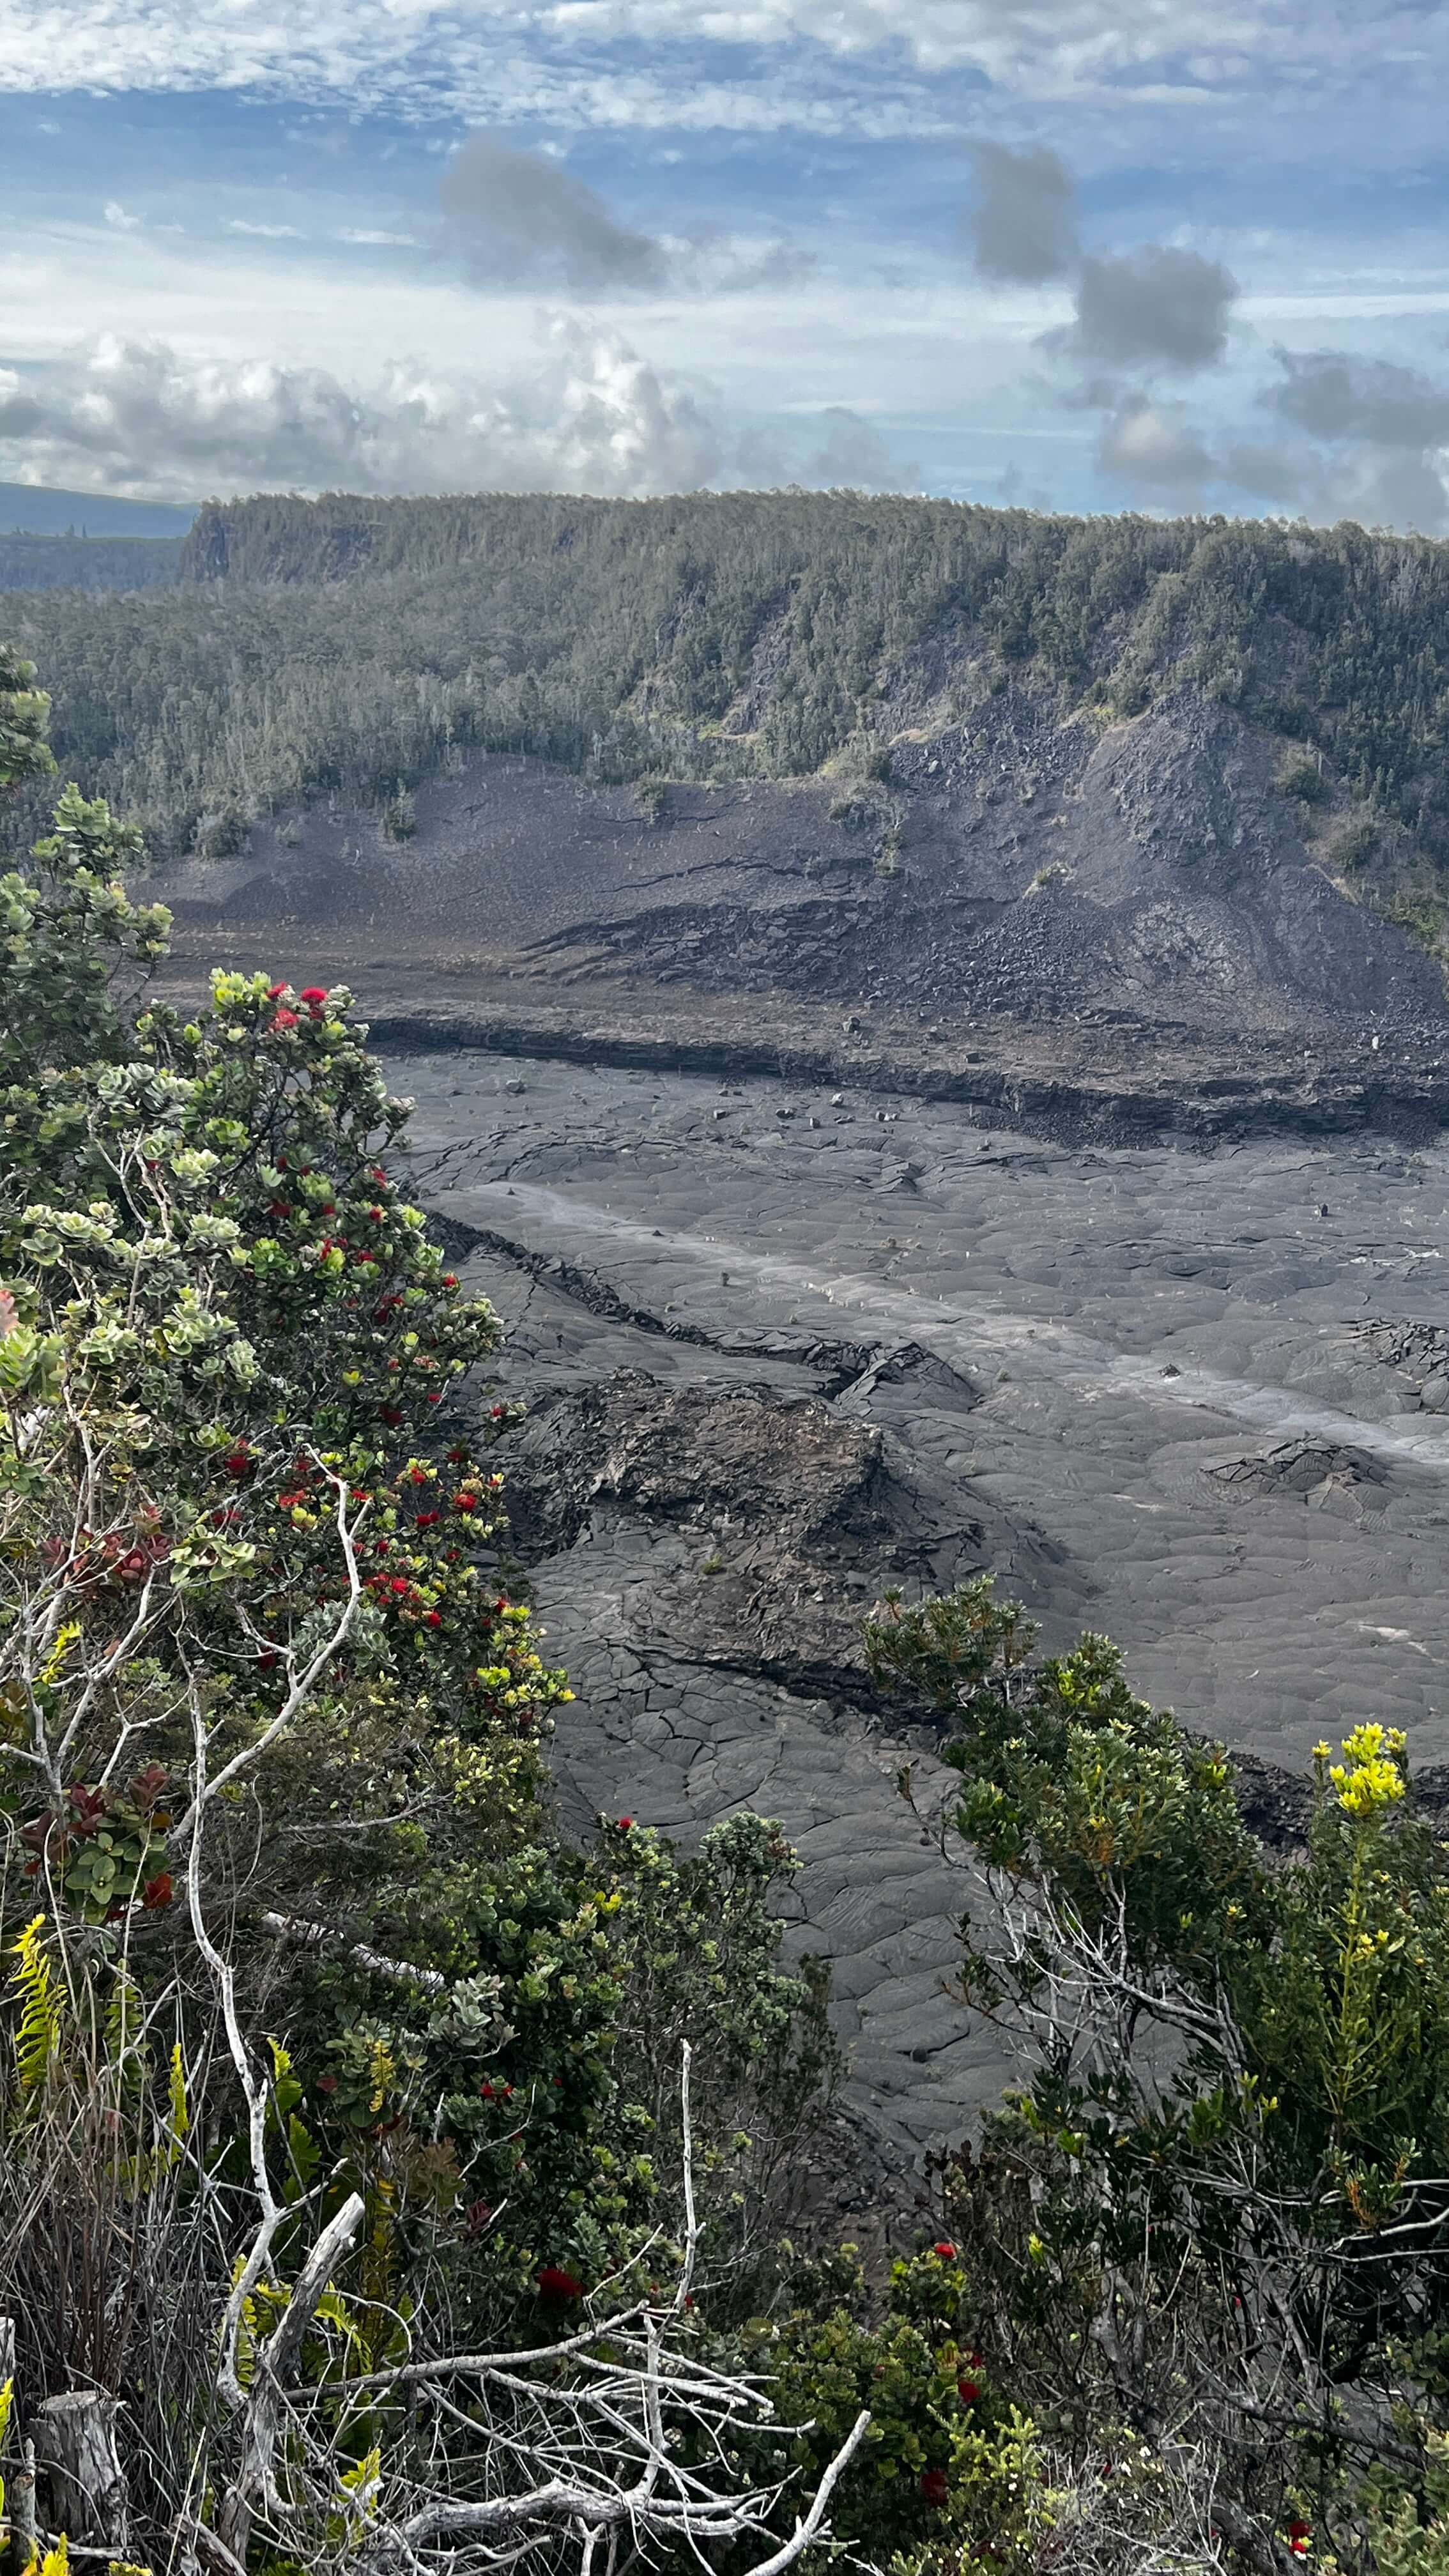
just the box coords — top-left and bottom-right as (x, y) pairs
(1326, 1722), (1407, 1820)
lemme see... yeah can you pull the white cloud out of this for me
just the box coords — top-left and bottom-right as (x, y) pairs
(103, 201), (142, 231)
(4, 0), (1437, 126)
(0, 325), (721, 500)
(337, 227), (424, 247)
(226, 219), (303, 238)
(0, 326), (917, 504)
(1096, 397), (1215, 500)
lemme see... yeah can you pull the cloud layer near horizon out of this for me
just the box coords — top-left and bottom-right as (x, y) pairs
(0, 328), (914, 503)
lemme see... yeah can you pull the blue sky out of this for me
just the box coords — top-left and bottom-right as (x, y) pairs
(3, 1), (1449, 523)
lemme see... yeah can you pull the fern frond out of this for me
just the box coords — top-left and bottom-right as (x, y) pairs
(11, 1914), (61, 2104)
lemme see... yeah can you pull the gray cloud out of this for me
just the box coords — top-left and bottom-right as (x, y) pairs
(1233, 346), (1449, 532)
(802, 406), (917, 489)
(962, 140), (1078, 284)
(1219, 440), (1318, 508)
(1323, 444), (1449, 532)
(1068, 246), (1237, 374)
(1268, 349), (1449, 451)
(440, 135), (665, 295)
(733, 404), (915, 491)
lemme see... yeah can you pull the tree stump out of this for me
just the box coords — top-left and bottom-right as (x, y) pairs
(34, 2392), (128, 2550)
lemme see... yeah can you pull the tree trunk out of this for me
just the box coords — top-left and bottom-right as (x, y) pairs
(34, 2391), (128, 2551)
(10, 2441), (36, 2568)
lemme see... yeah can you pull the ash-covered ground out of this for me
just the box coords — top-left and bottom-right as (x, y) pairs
(394, 1045), (1449, 2209)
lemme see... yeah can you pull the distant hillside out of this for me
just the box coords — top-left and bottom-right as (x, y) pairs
(0, 482), (194, 538)
(0, 532), (183, 592)
(4, 487), (1449, 991)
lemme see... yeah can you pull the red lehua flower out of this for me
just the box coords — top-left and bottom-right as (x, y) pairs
(223, 1448), (252, 1478)
(390, 1575), (411, 1595)
(426, 1391), (442, 1403)
(480, 2082), (494, 2098)
(454, 1492), (478, 1512)
(920, 2469), (949, 2508)
(617, 1816), (635, 1830)
(958, 2379), (981, 2405)
(381, 1406), (403, 1427)
(269, 1008), (299, 1033)
(442, 1272), (459, 1288)
(300, 985), (328, 1006)
(932, 2241), (958, 2261)
(269, 1200), (293, 1218)
(536, 2267), (584, 2302)
(425, 1610), (442, 1627)
(447, 1445), (470, 1464)
(258, 1652), (279, 1671)
(415, 1509), (440, 1527)
(267, 982), (289, 999)
(141, 1871), (174, 1910)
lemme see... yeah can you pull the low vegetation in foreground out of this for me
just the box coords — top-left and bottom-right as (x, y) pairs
(7, 639), (1449, 2575)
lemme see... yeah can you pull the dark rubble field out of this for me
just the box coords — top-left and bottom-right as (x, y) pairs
(389, 1045), (1449, 2207)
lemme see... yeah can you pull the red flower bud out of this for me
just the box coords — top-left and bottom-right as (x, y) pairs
(269, 1008), (298, 1033)
(932, 2241), (958, 2261)
(425, 1609), (442, 1627)
(536, 2267), (584, 2302)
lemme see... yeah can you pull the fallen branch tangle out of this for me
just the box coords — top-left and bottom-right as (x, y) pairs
(209, 2044), (870, 2576)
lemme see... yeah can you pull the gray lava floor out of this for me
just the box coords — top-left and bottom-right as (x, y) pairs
(394, 1048), (1449, 2171)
